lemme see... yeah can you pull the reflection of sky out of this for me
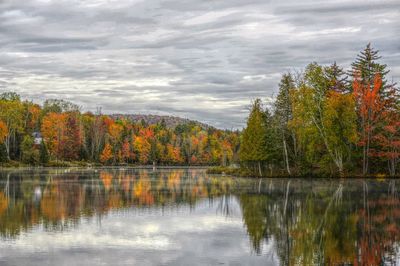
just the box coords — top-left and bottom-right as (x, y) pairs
(0, 197), (278, 266)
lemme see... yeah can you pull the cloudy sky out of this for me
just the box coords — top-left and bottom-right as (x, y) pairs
(0, 0), (399, 128)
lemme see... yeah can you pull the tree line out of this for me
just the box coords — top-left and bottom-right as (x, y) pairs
(239, 44), (400, 177)
(0, 95), (240, 166)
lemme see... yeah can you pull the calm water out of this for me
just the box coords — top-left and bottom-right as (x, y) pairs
(0, 168), (399, 266)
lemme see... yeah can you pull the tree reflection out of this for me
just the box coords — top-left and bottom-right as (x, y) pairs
(238, 179), (400, 265)
(0, 171), (399, 264)
(0, 169), (233, 238)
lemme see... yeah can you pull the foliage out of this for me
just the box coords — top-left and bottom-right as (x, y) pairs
(239, 99), (268, 176)
(20, 135), (38, 165)
(39, 141), (50, 165)
(240, 44), (399, 176)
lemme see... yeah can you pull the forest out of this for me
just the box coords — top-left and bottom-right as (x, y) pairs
(0, 95), (240, 167)
(240, 44), (400, 177)
(1, 44), (399, 177)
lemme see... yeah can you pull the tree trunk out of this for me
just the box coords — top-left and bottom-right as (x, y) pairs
(283, 137), (291, 175)
(258, 161), (262, 177)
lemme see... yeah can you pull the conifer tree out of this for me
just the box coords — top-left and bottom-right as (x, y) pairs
(20, 135), (37, 165)
(0, 143), (8, 163)
(275, 74), (295, 174)
(350, 43), (389, 95)
(40, 141), (50, 165)
(325, 62), (348, 93)
(239, 99), (268, 176)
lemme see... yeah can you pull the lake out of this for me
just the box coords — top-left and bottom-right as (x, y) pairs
(0, 168), (399, 265)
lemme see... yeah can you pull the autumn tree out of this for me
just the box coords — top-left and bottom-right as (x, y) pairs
(290, 64), (358, 175)
(100, 143), (113, 164)
(353, 74), (386, 175)
(0, 121), (7, 144)
(322, 91), (358, 174)
(41, 113), (67, 160)
(61, 113), (81, 160)
(0, 92), (24, 159)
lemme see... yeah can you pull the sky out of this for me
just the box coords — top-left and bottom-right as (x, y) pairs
(0, 0), (399, 129)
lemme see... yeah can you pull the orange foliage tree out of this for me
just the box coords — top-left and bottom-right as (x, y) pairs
(100, 143), (113, 164)
(353, 74), (386, 175)
(41, 113), (67, 160)
(0, 121), (7, 144)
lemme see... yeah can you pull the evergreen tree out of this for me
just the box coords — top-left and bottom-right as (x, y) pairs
(350, 43), (390, 95)
(0, 143), (8, 163)
(20, 135), (38, 165)
(275, 73), (295, 174)
(264, 110), (281, 175)
(325, 62), (348, 93)
(39, 141), (50, 165)
(239, 99), (268, 176)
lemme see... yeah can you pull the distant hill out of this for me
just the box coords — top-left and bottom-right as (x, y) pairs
(110, 114), (213, 130)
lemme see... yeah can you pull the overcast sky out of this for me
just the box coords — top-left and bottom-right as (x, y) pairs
(0, 0), (399, 128)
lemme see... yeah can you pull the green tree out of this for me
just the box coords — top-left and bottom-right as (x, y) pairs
(350, 43), (389, 90)
(0, 143), (8, 163)
(239, 99), (268, 176)
(325, 62), (348, 93)
(275, 73), (296, 174)
(20, 135), (38, 165)
(40, 141), (50, 165)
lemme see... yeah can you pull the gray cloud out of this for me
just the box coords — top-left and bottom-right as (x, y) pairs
(0, 0), (399, 129)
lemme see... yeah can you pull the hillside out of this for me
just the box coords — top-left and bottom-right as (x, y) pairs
(110, 114), (213, 130)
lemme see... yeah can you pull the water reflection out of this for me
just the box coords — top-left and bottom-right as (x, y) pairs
(0, 169), (399, 265)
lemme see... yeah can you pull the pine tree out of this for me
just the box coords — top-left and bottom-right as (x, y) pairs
(325, 62), (348, 93)
(239, 99), (268, 176)
(350, 43), (390, 95)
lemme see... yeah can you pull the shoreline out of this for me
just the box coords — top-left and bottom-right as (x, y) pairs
(0, 165), (399, 179)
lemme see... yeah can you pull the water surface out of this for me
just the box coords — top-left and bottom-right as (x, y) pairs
(0, 168), (399, 265)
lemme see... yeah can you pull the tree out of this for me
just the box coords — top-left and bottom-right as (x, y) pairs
(0, 121), (7, 144)
(0, 92), (20, 101)
(353, 74), (386, 175)
(133, 136), (151, 164)
(107, 121), (123, 163)
(350, 43), (389, 94)
(61, 113), (81, 160)
(290, 72), (358, 175)
(121, 139), (131, 163)
(41, 113), (67, 160)
(20, 135), (38, 164)
(0, 144), (8, 163)
(0, 95), (24, 159)
(40, 141), (50, 165)
(322, 91), (358, 174)
(100, 143), (112, 164)
(239, 99), (268, 176)
(42, 99), (80, 114)
(275, 73), (296, 174)
(325, 62), (348, 93)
